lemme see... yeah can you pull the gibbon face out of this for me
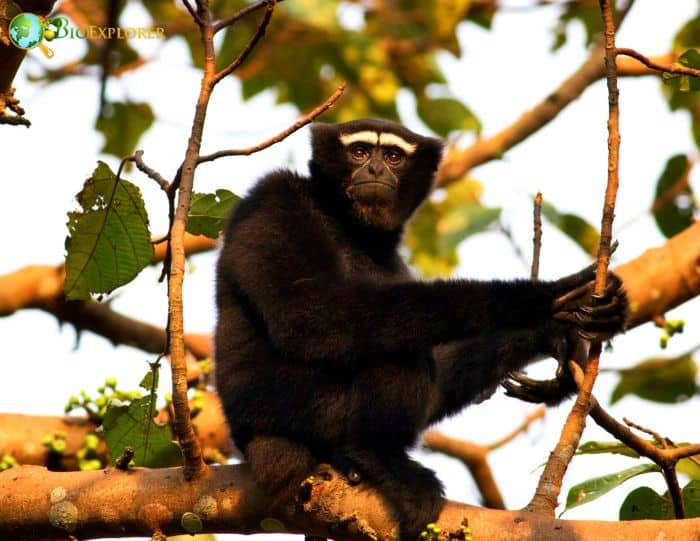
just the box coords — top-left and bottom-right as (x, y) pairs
(309, 119), (443, 230)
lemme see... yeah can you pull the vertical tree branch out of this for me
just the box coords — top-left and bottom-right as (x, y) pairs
(167, 2), (218, 480)
(526, 0), (622, 515)
(531, 192), (543, 281)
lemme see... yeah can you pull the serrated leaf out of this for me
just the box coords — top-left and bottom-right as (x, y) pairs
(64, 162), (154, 300)
(187, 189), (240, 239)
(417, 95), (481, 137)
(576, 441), (640, 459)
(541, 202), (600, 256)
(103, 395), (182, 468)
(610, 354), (698, 405)
(565, 464), (660, 513)
(95, 101), (154, 158)
(652, 154), (695, 238)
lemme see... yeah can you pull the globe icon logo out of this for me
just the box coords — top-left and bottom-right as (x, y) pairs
(8, 13), (45, 50)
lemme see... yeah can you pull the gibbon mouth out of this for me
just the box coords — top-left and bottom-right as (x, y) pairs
(351, 181), (396, 190)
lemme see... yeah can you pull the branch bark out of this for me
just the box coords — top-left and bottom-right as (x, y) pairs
(1, 464), (699, 541)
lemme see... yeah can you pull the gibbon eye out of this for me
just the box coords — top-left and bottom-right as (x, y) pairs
(349, 144), (370, 162)
(384, 148), (404, 166)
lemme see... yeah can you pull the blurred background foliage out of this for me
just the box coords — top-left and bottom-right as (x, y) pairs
(26, 0), (700, 279)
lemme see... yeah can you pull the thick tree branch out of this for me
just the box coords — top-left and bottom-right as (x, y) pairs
(422, 408), (544, 510)
(1, 464), (699, 541)
(423, 432), (505, 510)
(435, 51), (677, 187)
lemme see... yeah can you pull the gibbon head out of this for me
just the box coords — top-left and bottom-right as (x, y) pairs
(309, 118), (443, 231)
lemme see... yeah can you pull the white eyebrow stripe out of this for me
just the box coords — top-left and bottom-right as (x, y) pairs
(339, 131), (378, 146)
(378, 132), (417, 155)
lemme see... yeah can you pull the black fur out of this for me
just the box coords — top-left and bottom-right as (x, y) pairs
(215, 119), (627, 539)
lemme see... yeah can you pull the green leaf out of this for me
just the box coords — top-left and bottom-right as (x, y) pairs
(187, 190), (240, 239)
(405, 179), (497, 278)
(551, 4), (604, 51)
(652, 154), (695, 238)
(541, 202), (600, 256)
(620, 481), (700, 520)
(417, 95), (481, 137)
(678, 457), (700, 480)
(619, 486), (674, 520)
(435, 203), (501, 254)
(679, 49), (700, 69)
(95, 102), (154, 159)
(663, 50), (700, 93)
(675, 14), (700, 50)
(102, 395), (182, 468)
(140, 369), (159, 392)
(565, 464), (660, 513)
(64, 162), (154, 300)
(610, 354), (698, 405)
(576, 441), (640, 459)
(686, 480), (700, 516)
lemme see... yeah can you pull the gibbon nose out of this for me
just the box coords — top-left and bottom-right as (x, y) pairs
(367, 157), (384, 177)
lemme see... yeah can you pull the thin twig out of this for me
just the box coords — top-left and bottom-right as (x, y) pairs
(0, 114), (30, 126)
(213, 0), (275, 84)
(198, 82), (346, 165)
(131, 150), (170, 191)
(616, 47), (700, 78)
(623, 417), (668, 446)
(498, 223), (531, 274)
(531, 192), (543, 281)
(97, 0), (121, 117)
(181, 0), (204, 26)
(213, 0), (284, 33)
(487, 406), (545, 451)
